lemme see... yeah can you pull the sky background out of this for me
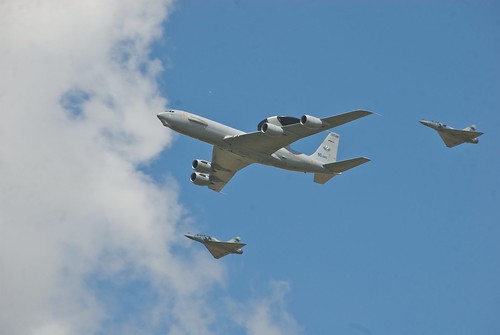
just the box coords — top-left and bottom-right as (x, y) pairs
(1, 1), (499, 335)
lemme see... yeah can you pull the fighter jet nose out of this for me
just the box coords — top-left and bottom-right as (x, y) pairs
(419, 120), (432, 127)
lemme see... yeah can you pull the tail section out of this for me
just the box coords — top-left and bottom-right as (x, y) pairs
(314, 157), (370, 184)
(312, 132), (370, 184)
(323, 157), (370, 173)
(312, 132), (339, 164)
(463, 125), (477, 131)
(314, 173), (335, 184)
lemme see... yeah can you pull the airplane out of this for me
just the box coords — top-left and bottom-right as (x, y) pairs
(419, 119), (484, 148)
(157, 109), (374, 192)
(184, 233), (246, 259)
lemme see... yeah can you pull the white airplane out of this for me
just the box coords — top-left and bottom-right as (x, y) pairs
(419, 119), (484, 148)
(157, 109), (374, 192)
(185, 233), (246, 259)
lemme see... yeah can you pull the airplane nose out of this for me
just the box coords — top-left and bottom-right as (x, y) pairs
(157, 112), (171, 127)
(419, 120), (432, 127)
(184, 233), (195, 240)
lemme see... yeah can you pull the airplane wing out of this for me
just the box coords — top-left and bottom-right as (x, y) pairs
(223, 110), (373, 154)
(204, 244), (230, 259)
(438, 128), (484, 148)
(208, 146), (253, 192)
(204, 241), (246, 259)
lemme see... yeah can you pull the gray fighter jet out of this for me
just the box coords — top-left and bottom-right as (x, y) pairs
(185, 233), (246, 259)
(419, 119), (483, 148)
(157, 109), (374, 191)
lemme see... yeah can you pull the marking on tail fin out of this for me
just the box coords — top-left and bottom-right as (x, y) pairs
(312, 132), (339, 164)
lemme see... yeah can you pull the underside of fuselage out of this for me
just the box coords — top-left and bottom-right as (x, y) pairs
(224, 145), (326, 174)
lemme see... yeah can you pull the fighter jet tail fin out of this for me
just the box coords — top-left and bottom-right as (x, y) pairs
(463, 125), (477, 132)
(311, 132), (339, 164)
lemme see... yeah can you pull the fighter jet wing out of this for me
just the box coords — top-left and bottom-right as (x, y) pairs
(204, 244), (231, 259)
(208, 146), (253, 192)
(204, 241), (246, 259)
(438, 128), (484, 148)
(223, 110), (373, 154)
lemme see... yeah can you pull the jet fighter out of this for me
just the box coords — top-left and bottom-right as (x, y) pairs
(157, 109), (374, 191)
(419, 119), (484, 148)
(185, 233), (246, 259)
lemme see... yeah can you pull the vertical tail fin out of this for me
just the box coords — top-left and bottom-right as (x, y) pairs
(463, 125), (477, 131)
(311, 132), (339, 164)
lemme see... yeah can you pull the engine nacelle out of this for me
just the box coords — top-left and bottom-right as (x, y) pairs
(300, 115), (323, 128)
(470, 138), (479, 144)
(235, 249), (243, 255)
(260, 122), (284, 136)
(190, 172), (211, 186)
(192, 159), (212, 173)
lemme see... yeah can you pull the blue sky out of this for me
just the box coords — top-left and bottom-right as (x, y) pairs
(150, 1), (500, 334)
(2, 1), (499, 335)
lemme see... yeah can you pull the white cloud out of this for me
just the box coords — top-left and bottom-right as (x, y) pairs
(230, 281), (302, 335)
(0, 1), (300, 334)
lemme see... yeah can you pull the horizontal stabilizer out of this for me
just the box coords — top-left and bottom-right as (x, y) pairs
(323, 157), (370, 173)
(314, 173), (336, 184)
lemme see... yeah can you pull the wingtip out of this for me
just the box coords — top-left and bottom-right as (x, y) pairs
(356, 109), (382, 117)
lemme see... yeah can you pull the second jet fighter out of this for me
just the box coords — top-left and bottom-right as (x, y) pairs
(185, 233), (246, 259)
(419, 119), (483, 148)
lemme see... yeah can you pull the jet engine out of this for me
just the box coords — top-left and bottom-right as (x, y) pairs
(192, 159), (212, 173)
(300, 115), (323, 128)
(190, 172), (211, 186)
(260, 122), (284, 136)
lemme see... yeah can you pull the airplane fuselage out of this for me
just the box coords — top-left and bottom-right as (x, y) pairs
(419, 119), (481, 145)
(419, 120), (451, 131)
(158, 110), (326, 173)
(185, 233), (245, 258)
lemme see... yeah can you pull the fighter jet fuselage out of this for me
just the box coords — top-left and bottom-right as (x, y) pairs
(419, 119), (483, 148)
(185, 233), (246, 259)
